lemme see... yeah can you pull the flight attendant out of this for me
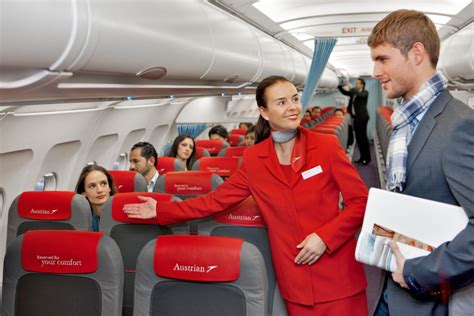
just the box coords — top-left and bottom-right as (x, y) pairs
(124, 76), (368, 315)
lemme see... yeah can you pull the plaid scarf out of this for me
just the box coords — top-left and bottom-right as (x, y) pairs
(386, 71), (447, 192)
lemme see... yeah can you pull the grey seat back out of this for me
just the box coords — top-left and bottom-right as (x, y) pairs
(198, 196), (287, 316)
(100, 192), (178, 316)
(153, 171), (223, 200)
(134, 235), (268, 316)
(1, 230), (123, 316)
(6, 191), (92, 246)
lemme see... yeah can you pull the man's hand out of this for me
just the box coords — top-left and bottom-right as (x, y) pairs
(123, 196), (157, 219)
(390, 241), (408, 289)
(295, 233), (327, 265)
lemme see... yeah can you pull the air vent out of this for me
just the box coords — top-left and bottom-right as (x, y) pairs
(136, 67), (168, 80)
(224, 74), (239, 83)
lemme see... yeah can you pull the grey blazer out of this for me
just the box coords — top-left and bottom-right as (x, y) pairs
(381, 90), (474, 315)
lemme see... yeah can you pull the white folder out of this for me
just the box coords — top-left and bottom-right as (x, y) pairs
(355, 188), (468, 272)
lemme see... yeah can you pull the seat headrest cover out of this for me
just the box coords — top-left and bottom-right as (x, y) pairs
(195, 147), (210, 158)
(198, 157), (241, 177)
(165, 171), (212, 194)
(112, 192), (172, 224)
(18, 191), (74, 220)
(21, 230), (104, 274)
(109, 170), (137, 193)
(214, 197), (266, 227)
(222, 147), (247, 157)
(195, 139), (226, 155)
(230, 128), (247, 136)
(154, 235), (243, 282)
(156, 157), (178, 174)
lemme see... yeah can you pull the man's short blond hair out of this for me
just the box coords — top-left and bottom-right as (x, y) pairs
(368, 9), (440, 67)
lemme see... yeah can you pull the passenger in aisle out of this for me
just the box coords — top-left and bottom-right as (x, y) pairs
(338, 78), (371, 165)
(369, 9), (474, 316)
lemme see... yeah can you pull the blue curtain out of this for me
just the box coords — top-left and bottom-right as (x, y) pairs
(177, 123), (207, 138)
(301, 38), (337, 110)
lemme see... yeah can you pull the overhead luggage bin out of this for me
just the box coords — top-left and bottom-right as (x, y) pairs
(200, 4), (260, 83)
(70, 1), (213, 79)
(439, 23), (474, 88)
(254, 33), (290, 81)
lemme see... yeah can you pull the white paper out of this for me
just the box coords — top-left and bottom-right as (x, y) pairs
(355, 188), (468, 271)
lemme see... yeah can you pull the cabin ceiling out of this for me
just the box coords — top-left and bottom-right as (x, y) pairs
(210, 0), (473, 78)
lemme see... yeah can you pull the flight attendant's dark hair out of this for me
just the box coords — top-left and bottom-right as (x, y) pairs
(255, 75), (292, 144)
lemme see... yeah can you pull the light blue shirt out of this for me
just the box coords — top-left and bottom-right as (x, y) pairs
(147, 170), (159, 192)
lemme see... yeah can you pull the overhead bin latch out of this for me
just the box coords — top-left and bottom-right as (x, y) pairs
(136, 67), (168, 80)
(224, 74), (239, 83)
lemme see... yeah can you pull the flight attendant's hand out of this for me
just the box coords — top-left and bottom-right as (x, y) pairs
(295, 233), (327, 265)
(123, 196), (157, 219)
(389, 241), (408, 289)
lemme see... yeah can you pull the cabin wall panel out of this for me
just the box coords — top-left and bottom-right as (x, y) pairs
(0, 149), (34, 284)
(86, 134), (119, 169)
(39, 141), (82, 190)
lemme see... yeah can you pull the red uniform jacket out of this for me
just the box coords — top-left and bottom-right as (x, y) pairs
(157, 127), (368, 305)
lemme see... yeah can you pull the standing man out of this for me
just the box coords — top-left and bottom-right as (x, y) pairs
(338, 78), (371, 164)
(369, 9), (474, 315)
(129, 142), (159, 192)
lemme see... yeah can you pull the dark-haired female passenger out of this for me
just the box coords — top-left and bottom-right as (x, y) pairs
(168, 135), (197, 171)
(75, 165), (116, 231)
(124, 76), (368, 315)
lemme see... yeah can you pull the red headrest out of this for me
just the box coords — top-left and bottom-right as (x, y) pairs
(195, 147), (209, 159)
(164, 171), (212, 195)
(156, 157), (179, 175)
(21, 230), (104, 274)
(111, 192), (173, 224)
(18, 191), (74, 221)
(109, 170), (137, 193)
(230, 128), (247, 136)
(195, 140), (226, 155)
(222, 147), (247, 157)
(227, 134), (243, 147)
(321, 107), (335, 113)
(197, 157), (242, 177)
(154, 235), (243, 282)
(214, 197), (265, 227)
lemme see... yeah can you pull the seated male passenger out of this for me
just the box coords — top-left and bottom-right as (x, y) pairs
(311, 106), (322, 119)
(129, 142), (159, 192)
(208, 125), (229, 141)
(75, 165), (116, 231)
(334, 108), (345, 117)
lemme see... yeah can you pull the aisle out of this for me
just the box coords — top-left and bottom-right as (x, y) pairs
(353, 142), (380, 189)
